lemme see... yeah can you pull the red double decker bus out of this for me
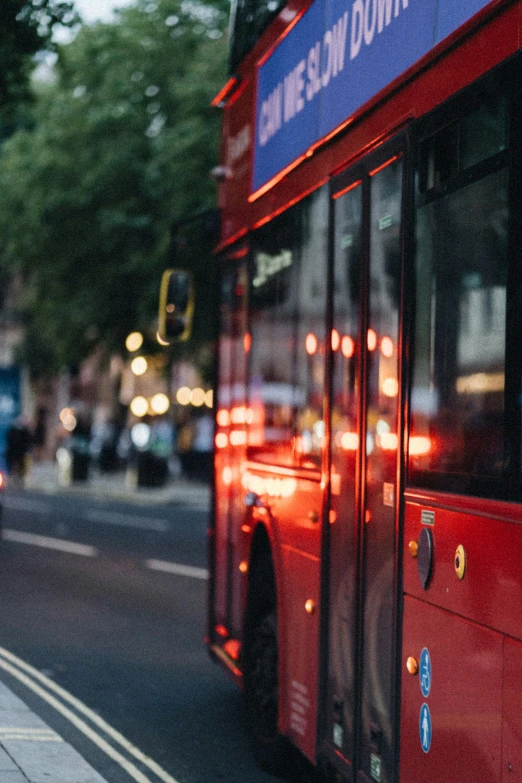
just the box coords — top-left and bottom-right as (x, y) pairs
(207, 2), (522, 781)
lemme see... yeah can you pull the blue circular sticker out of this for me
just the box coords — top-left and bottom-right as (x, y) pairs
(420, 647), (432, 698)
(419, 703), (432, 753)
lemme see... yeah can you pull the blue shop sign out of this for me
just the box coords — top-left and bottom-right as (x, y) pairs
(0, 367), (21, 469)
(253, 0), (494, 194)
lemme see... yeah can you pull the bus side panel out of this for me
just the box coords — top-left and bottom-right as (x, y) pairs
(279, 545), (320, 763)
(403, 500), (522, 639)
(253, 473), (323, 763)
(400, 595), (502, 782)
(502, 638), (522, 782)
(218, 78), (255, 247)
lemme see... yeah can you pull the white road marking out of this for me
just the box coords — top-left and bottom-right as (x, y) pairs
(145, 559), (208, 580)
(0, 727), (58, 733)
(2, 497), (51, 514)
(3, 530), (97, 557)
(0, 647), (181, 783)
(84, 509), (169, 532)
(0, 729), (63, 741)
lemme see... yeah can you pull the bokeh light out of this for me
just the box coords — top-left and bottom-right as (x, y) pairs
(60, 407), (77, 432)
(130, 396), (148, 417)
(131, 423), (150, 449)
(191, 387), (205, 407)
(126, 332), (143, 352)
(131, 356), (148, 376)
(176, 386), (191, 405)
(150, 393), (170, 414)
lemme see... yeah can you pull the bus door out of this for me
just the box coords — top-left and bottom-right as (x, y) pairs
(323, 136), (408, 783)
(212, 258), (249, 651)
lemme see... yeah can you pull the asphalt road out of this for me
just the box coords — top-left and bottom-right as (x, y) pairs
(0, 488), (287, 783)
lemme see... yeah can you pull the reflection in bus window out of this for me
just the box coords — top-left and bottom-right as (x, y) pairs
(248, 188), (328, 468)
(410, 167), (508, 488)
(367, 158), (402, 464)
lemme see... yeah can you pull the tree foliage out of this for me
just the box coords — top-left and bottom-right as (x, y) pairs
(0, 0), (78, 133)
(0, 0), (228, 376)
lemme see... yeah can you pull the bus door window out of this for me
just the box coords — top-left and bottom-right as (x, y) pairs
(325, 148), (405, 783)
(359, 155), (403, 783)
(327, 180), (362, 761)
(295, 188), (328, 469)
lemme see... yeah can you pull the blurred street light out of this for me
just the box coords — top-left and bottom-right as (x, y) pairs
(130, 396), (148, 417)
(191, 387), (205, 407)
(126, 332), (144, 352)
(175, 386), (213, 408)
(131, 423), (150, 449)
(151, 393), (170, 415)
(131, 356), (148, 376)
(60, 407), (77, 432)
(176, 386), (191, 406)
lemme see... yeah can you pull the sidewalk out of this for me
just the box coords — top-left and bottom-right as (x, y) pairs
(0, 680), (107, 783)
(22, 459), (211, 510)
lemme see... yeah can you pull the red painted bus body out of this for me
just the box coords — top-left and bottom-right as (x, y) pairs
(207, 2), (522, 781)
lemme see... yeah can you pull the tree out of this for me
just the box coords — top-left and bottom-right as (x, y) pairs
(0, 0), (78, 134)
(0, 0), (228, 376)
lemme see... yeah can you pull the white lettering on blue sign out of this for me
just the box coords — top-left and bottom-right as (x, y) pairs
(420, 647), (432, 698)
(253, 0), (494, 193)
(284, 59), (306, 122)
(260, 2), (407, 152)
(259, 82), (283, 148)
(351, 0), (408, 59)
(260, 11), (351, 149)
(419, 703), (432, 753)
(282, 14), (349, 123)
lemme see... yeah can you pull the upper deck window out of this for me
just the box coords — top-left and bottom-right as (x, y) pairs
(229, 0), (286, 73)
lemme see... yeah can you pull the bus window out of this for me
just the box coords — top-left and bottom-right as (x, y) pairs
(410, 165), (508, 491)
(248, 188), (328, 468)
(229, 0), (286, 73)
(460, 92), (507, 170)
(295, 188), (328, 469)
(419, 89), (508, 193)
(248, 207), (298, 466)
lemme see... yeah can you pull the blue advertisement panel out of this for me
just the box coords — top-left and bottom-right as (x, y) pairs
(436, 0), (493, 43)
(255, 0), (324, 190)
(253, 0), (497, 193)
(320, 0), (435, 141)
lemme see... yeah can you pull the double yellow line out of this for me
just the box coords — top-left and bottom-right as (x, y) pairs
(0, 646), (180, 783)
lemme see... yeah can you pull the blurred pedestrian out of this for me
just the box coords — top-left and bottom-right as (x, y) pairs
(6, 415), (33, 486)
(32, 407), (48, 461)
